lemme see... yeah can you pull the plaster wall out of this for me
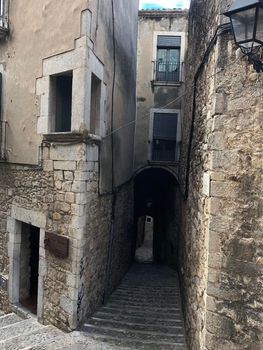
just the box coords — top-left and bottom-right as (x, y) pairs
(0, 0), (138, 189)
(0, 0), (87, 164)
(135, 11), (188, 171)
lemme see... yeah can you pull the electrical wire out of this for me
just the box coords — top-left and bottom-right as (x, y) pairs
(101, 47), (243, 142)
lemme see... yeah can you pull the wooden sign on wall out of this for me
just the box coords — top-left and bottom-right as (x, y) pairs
(44, 232), (69, 259)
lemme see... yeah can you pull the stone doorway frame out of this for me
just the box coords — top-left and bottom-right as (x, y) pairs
(7, 205), (47, 321)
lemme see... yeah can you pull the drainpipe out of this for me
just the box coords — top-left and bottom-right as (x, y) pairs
(103, 0), (116, 304)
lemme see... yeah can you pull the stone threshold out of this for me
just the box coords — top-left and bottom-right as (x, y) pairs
(11, 303), (37, 321)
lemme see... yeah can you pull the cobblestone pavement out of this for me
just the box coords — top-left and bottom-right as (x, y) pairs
(81, 263), (188, 349)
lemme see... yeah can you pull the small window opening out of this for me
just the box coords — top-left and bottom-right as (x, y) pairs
(151, 113), (178, 162)
(90, 73), (102, 135)
(50, 71), (72, 132)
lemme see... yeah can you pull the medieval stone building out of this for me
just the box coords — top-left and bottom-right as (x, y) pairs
(134, 2), (262, 350)
(0, 0), (262, 349)
(134, 9), (188, 268)
(179, 0), (263, 349)
(0, 0), (139, 331)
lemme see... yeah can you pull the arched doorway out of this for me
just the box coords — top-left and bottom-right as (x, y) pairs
(134, 167), (181, 268)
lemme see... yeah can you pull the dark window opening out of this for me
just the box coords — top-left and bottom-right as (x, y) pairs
(51, 72), (72, 132)
(152, 112), (178, 162)
(90, 73), (102, 135)
(156, 36), (181, 82)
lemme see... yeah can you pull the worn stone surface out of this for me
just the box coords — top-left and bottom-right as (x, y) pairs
(179, 1), (263, 349)
(82, 263), (187, 350)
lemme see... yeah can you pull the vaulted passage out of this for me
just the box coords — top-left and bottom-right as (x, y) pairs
(81, 168), (186, 349)
(134, 167), (181, 268)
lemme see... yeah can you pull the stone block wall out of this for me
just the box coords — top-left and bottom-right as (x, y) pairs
(179, 0), (263, 349)
(0, 140), (135, 331)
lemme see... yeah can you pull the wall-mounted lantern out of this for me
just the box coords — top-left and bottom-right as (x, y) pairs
(224, 0), (263, 72)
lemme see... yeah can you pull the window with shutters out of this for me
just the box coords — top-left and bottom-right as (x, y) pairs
(151, 112), (178, 162)
(155, 36), (181, 82)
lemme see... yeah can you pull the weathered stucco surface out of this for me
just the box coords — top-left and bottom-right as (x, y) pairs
(135, 10), (188, 171)
(180, 1), (263, 349)
(1, 0), (87, 164)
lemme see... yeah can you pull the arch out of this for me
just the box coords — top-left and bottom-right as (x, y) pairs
(133, 166), (181, 268)
(134, 164), (179, 184)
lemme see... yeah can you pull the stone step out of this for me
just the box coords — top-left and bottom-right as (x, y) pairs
(83, 323), (186, 343)
(111, 291), (180, 299)
(0, 318), (43, 342)
(0, 325), (63, 350)
(115, 286), (181, 294)
(100, 306), (184, 319)
(107, 297), (181, 308)
(0, 313), (23, 329)
(79, 331), (187, 350)
(85, 316), (185, 333)
(29, 334), (77, 350)
(95, 310), (183, 325)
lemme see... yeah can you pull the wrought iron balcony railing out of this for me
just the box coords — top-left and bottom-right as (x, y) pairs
(0, 0), (8, 37)
(154, 61), (183, 83)
(0, 120), (7, 160)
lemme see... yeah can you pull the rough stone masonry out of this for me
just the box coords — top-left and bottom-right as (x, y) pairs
(179, 0), (263, 349)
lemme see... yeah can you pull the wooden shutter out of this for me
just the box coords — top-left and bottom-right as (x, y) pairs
(157, 36), (181, 48)
(153, 113), (178, 140)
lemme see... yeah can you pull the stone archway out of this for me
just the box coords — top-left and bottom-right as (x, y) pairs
(133, 167), (181, 268)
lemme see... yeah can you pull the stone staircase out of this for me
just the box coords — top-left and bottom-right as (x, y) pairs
(0, 312), (115, 349)
(0, 264), (188, 349)
(81, 263), (188, 349)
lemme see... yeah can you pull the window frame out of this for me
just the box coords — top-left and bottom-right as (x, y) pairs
(152, 31), (186, 83)
(148, 109), (181, 163)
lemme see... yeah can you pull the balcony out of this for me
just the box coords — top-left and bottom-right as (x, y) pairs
(151, 139), (177, 162)
(153, 61), (183, 84)
(0, 1), (8, 38)
(0, 120), (7, 160)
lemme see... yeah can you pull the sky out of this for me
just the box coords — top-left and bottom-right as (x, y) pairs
(139, 0), (190, 9)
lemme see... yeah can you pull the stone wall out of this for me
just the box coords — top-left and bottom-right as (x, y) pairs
(0, 140), (135, 330)
(180, 1), (263, 349)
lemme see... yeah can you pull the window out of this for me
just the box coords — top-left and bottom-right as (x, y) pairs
(90, 73), (102, 135)
(156, 36), (181, 82)
(151, 112), (178, 162)
(50, 72), (72, 132)
(0, 0), (7, 30)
